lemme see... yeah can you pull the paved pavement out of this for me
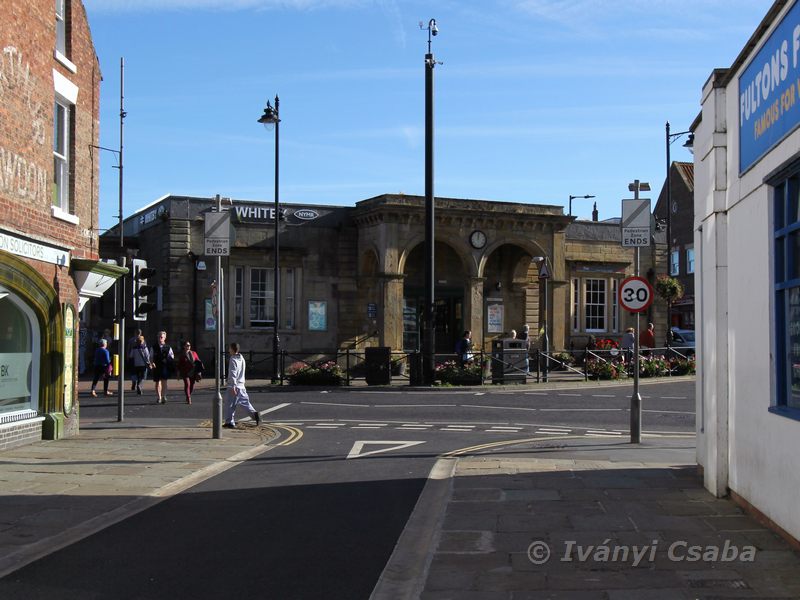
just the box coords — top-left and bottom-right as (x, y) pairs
(3, 376), (800, 598)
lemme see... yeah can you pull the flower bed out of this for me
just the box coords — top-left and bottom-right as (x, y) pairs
(669, 356), (696, 376)
(639, 355), (669, 378)
(435, 360), (482, 386)
(286, 361), (345, 386)
(586, 359), (623, 380)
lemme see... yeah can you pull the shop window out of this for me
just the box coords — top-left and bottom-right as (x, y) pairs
(249, 267), (274, 327)
(0, 289), (40, 417)
(670, 250), (680, 276)
(584, 278), (606, 332)
(686, 248), (695, 274)
(773, 174), (800, 413)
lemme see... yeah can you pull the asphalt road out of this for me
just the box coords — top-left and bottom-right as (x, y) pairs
(0, 379), (695, 599)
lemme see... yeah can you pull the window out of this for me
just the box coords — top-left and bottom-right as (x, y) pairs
(686, 248), (695, 274)
(611, 278), (619, 333)
(53, 99), (70, 212)
(55, 0), (66, 56)
(284, 268), (295, 329)
(670, 250), (680, 276)
(571, 278), (580, 331)
(249, 267), (274, 327)
(773, 174), (800, 412)
(234, 266), (244, 328)
(584, 278), (607, 332)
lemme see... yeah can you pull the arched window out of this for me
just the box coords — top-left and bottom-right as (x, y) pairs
(0, 288), (40, 416)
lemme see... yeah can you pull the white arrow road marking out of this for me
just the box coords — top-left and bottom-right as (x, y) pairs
(346, 440), (426, 460)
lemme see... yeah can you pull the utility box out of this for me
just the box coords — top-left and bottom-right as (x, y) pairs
(365, 346), (391, 385)
(408, 351), (423, 387)
(491, 339), (528, 383)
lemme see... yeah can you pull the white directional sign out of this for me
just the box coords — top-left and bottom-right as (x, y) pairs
(204, 211), (231, 256)
(346, 440), (426, 460)
(618, 276), (654, 313)
(621, 199), (651, 247)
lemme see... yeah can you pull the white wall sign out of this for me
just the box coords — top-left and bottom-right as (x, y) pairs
(0, 230), (69, 267)
(621, 199), (651, 247)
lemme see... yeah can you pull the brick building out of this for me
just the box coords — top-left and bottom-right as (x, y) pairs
(0, 1), (122, 449)
(96, 194), (666, 376)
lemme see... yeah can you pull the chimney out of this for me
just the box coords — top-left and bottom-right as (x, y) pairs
(592, 202), (599, 222)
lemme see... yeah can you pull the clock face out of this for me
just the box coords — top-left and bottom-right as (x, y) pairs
(470, 230), (487, 249)
(671, 200), (679, 214)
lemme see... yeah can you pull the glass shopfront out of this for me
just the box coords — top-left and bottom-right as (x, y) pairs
(0, 289), (39, 415)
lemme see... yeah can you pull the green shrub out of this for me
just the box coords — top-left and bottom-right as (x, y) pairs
(551, 352), (574, 370)
(669, 357), (696, 376)
(639, 356), (669, 378)
(287, 361), (344, 386)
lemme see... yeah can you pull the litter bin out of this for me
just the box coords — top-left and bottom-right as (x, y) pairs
(365, 346), (391, 385)
(408, 351), (423, 386)
(491, 339), (528, 384)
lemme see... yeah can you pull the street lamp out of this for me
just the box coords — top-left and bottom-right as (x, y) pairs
(568, 194), (595, 217)
(421, 18), (439, 385)
(665, 121), (693, 335)
(532, 256), (551, 382)
(258, 95), (281, 384)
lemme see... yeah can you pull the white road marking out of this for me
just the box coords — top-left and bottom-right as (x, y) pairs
(302, 401), (364, 408)
(660, 396), (688, 399)
(272, 422), (304, 426)
(525, 392), (548, 396)
(591, 394), (617, 398)
(536, 430), (572, 435)
(537, 427), (572, 433)
(557, 393), (582, 397)
(346, 440), (426, 459)
(262, 403), (291, 414)
(586, 430), (623, 436)
(539, 408), (624, 412)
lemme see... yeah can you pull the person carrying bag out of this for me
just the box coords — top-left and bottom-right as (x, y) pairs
(177, 341), (203, 405)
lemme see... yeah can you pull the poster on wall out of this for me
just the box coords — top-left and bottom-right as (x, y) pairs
(63, 305), (75, 415)
(204, 298), (216, 331)
(308, 301), (327, 331)
(487, 303), (504, 333)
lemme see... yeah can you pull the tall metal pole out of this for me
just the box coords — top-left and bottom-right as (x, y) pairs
(116, 57), (126, 423)
(629, 181), (644, 444)
(542, 274), (549, 383)
(423, 20), (437, 385)
(272, 95), (281, 384)
(665, 121), (672, 339)
(213, 194), (223, 439)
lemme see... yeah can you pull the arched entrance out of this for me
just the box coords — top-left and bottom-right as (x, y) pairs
(402, 241), (468, 353)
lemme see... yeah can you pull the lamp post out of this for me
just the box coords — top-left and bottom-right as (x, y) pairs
(568, 194), (595, 217)
(258, 96), (281, 384)
(422, 18), (439, 385)
(665, 121), (693, 337)
(532, 256), (551, 382)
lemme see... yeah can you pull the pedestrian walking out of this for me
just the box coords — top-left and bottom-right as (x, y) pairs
(518, 324), (531, 373)
(640, 322), (656, 355)
(224, 342), (260, 429)
(455, 330), (474, 367)
(90, 339), (113, 397)
(177, 341), (204, 405)
(126, 328), (142, 391)
(152, 331), (175, 404)
(129, 334), (151, 396)
(621, 327), (635, 364)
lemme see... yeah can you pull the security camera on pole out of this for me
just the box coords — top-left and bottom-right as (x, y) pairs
(621, 180), (653, 444)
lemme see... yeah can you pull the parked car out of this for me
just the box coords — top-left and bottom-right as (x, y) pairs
(670, 327), (695, 354)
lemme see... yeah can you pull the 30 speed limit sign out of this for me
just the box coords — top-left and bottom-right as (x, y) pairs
(619, 276), (654, 313)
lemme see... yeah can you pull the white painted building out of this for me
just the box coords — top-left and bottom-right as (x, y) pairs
(696, 0), (800, 541)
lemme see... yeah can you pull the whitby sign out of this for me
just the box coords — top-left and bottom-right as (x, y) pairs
(231, 204), (321, 224)
(739, 0), (800, 173)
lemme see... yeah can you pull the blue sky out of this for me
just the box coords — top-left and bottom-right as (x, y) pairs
(83, 0), (774, 231)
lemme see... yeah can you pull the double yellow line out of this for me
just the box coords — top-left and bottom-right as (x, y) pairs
(267, 423), (304, 447)
(443, 435), (580, 458)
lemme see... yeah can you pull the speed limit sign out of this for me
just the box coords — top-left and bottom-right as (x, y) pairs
(619, 276), (654, 313)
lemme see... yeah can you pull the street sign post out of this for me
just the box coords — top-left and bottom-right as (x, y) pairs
(204, 212), (231, 256)
(618, 276), (654, 313)
(621, 198), (651, 247)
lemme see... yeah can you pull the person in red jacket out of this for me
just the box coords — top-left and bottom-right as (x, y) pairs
(640, 322), (657, 351)
(177, 341), (203, 405)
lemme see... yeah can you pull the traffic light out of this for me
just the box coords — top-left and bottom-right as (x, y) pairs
(131, 258), (157, 321)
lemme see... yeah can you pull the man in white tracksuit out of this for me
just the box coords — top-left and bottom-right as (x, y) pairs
(223, 342), (261, 429)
